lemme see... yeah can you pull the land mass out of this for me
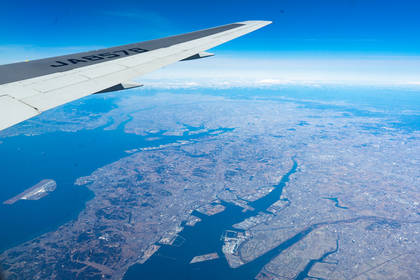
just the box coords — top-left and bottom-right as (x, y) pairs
(1, 89), (420, 279)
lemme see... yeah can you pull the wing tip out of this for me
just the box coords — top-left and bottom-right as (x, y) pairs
(237, 20), (273, 26)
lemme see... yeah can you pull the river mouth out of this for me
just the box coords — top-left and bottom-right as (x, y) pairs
(123, 160), (325, 280)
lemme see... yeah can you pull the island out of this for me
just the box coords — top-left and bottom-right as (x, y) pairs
(3, 179), (57, 204)
(190, 253), (219, 264)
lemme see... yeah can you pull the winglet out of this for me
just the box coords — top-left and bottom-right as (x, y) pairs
(181, 52), (215, 61)
(95, 81), (143, 94)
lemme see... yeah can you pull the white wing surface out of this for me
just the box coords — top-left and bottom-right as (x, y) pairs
(0, 21), (271, 131)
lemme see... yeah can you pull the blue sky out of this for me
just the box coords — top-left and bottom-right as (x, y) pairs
(1, 0), (420, 84)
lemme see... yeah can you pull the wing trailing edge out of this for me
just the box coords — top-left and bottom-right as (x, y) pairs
(0, 20), (272, 131)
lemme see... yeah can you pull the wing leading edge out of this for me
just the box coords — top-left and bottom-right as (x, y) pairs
(0, 20), (272, 131)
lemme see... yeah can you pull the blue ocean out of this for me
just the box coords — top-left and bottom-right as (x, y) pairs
(0, 95), (226, 253)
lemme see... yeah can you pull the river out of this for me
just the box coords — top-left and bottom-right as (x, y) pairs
(123, 159), (329, 279)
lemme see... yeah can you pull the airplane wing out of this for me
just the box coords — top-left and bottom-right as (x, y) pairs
(0, 20), (272, 131)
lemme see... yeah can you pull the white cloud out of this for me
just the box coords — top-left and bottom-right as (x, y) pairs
(138, 55), (420, 85)
(257, 79), (292, 85)
(134, 76), (420, 90)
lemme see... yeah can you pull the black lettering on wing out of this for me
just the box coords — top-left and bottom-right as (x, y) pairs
(113, 50), (129, 56)
(98, 52), (120, 59)
(81, 55), (104, 61)
(128, 48), (148, 53)
(68, 59), (87, 64)
(50, 61), (69, 67)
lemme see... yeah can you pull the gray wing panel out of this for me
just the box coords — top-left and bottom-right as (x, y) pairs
(0, 20), (272, 131)
(0, 24), (242, 85)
